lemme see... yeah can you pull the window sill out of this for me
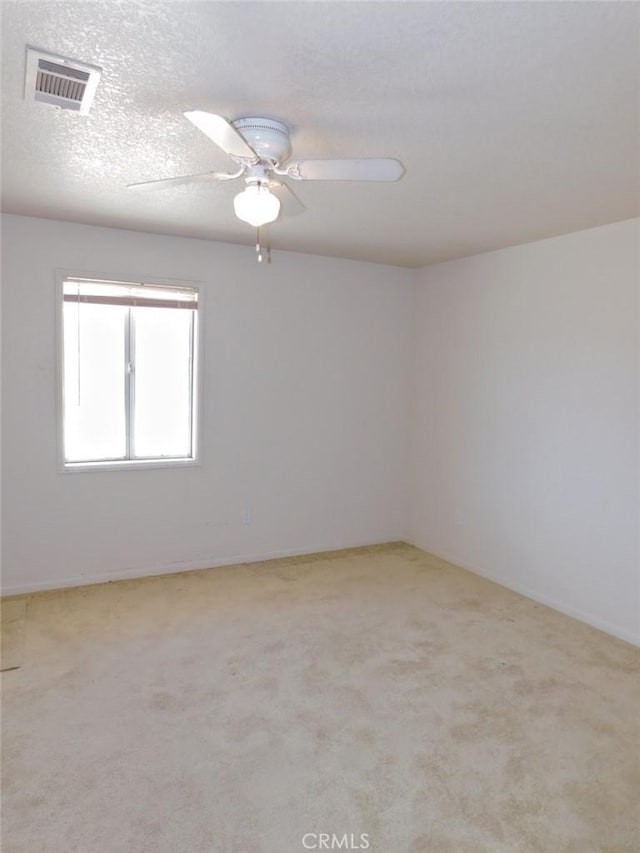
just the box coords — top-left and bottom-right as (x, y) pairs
(60, 457), (200, 473)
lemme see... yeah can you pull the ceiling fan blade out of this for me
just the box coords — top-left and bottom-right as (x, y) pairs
(269, 181), (307, 217)
(127, 169), (243, 191)
(184, 111), (258, 161)
(283, 158), (405, 182)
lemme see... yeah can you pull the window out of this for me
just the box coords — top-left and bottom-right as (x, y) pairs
(59, 275), (201, 470)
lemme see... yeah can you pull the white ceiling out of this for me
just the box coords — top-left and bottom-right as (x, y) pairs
(1, 1), (639, 268)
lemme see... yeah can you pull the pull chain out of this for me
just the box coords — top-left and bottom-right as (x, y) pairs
(255, 228), (272, 264)
(76, 280), (81, 405)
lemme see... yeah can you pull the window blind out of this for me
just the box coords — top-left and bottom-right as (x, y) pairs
(63, 278), (198, 310)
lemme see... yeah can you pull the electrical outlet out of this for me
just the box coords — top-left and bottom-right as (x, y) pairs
(242, 504), (251, 525)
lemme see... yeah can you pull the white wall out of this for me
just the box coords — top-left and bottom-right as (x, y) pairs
(2, 214), (638, 646)
(1, 214), (413, 593)
(410, 219), (640, 644)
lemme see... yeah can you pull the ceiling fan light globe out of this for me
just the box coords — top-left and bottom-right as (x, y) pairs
(233, 185), (280, 227)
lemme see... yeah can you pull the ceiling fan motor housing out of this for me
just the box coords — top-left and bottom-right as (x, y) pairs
(232, 117), (291, 163)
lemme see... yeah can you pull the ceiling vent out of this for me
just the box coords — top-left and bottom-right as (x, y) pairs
(24, 47), (101, 114)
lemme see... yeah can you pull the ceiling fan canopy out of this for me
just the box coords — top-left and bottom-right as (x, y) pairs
(128, 111), (405, 228)
(229, 116), (291, 164)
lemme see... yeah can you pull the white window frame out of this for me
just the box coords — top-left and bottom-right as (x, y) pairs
(56, 269), (204, 473)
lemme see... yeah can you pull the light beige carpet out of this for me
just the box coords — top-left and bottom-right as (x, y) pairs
(1, 599), (26, 671)
(1, 544), (638, 853)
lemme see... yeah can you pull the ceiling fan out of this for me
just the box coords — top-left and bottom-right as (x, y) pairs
(128, 111), (405, 228)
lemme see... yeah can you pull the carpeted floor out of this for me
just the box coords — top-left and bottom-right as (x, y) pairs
(0, 599), (26, 672)
(1, 543), (639, 852)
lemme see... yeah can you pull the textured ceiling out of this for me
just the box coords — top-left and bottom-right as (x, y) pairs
(1, 1), (639, 267)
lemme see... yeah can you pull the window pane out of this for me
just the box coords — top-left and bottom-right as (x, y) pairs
(63, 302), (127, 461)
(132, 307), (194, 458)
